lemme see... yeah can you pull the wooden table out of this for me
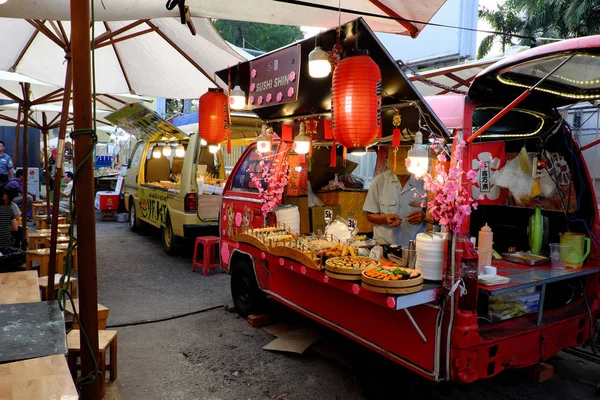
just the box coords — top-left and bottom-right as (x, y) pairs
(0, 301), (67, 363)
(34, 215), (67, 230)
(64, 299), (110, 330)
(38, 274), (77, 301)
(0, 271), (41, 304)
(31, 202), (52, 217)
(0, 355), (78, 399)
(27, 232), (51, 250)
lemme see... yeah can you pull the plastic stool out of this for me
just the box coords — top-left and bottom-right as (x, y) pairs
(192, 236), (220, 276)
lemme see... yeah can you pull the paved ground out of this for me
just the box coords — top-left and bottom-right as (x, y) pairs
(94, 220), (600, 400)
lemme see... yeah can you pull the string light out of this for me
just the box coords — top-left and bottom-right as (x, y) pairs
(497, 74), (600, 100)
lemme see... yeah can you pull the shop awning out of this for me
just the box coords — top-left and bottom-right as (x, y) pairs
(0, 0), (447, 36)
(216, 18), (449, 142)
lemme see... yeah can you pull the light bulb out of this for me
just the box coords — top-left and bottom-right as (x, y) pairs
(349, 147), (367, 156)
(175, 144), (186, 157)
(309, 46), (331, 78)
(200, 138), (208, 146)
(209, 144), (221, 154)
(0, 0), (8, 4)
(230, 85), (246, 110)
(152, 148), (162, 159)
(162, 146), (172, 157)
(294, 166), (302, 172)
(256, 125), (271, 153)
(293, 122), (310, 155)
(407, 131), (429, 177)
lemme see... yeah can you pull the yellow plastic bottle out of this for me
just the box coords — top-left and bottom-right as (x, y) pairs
(478, 223), (494, 274)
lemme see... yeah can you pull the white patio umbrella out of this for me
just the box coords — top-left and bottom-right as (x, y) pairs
(0, 0), (447, 36)
(0, 17), (245, 99)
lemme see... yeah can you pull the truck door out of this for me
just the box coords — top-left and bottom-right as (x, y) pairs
(124, 141), (145, 210)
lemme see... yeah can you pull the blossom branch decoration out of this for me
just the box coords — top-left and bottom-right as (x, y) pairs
(250, 158), (290, 217)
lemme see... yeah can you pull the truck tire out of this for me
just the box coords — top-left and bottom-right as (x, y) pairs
(129, 201), (140, 231)
(162, 216), (177, 255)
(231, 260), (265, 318)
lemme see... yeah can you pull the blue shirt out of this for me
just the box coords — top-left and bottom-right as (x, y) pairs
(0, 153), (13, 175)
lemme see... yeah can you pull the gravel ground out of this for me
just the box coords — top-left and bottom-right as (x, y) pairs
(95, 221), (600, 400)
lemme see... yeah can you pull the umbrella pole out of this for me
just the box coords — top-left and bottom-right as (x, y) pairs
(13, 105), (21, 178)
(21, 84), (30, 240)
(47, 65), (72, 301)
(42, 113), (50, 216)
(71, 0), (100, 396)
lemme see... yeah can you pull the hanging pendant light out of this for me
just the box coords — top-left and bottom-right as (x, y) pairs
(331, 50), (382, 153)
(407, 131), (429, 177)
(350, 147), (367, 156)
(230, 85), (246, 110)
(209, 144), (221, 154)
(175, 144), (186, 157)
(293, 122), (310, 155)
(152, 147), (162, 159)
(309, 33), (331, 78)
(162, 145), (172, 157)
(256, 124), (271, 153)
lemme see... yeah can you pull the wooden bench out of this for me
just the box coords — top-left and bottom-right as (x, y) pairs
(38, 274), (77, 301)
(57, 243), (78, 271)
(67, 329), (117, 398)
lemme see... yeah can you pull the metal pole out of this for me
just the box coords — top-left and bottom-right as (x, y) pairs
(21, 83), (30, 239)
(466, 52), (578, 143)
(13, 106), (21, 174)
(70, 0), (100, 396)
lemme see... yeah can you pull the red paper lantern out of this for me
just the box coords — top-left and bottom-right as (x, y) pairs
(331, 51), (382, 150)
(198, 88), (230, 145)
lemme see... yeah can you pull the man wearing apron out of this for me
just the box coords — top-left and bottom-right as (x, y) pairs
(363, 147), (426, 247)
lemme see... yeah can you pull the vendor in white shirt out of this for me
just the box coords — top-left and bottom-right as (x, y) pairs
(58, 171), (74, 213)
(363, 147), (426, 247)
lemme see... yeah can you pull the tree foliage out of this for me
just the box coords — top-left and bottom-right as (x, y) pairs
(213, 20), (304, 53)
(477, 3), (525, 58)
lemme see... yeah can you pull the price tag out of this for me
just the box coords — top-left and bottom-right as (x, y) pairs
(324, 208), (333, 223)
(347, 218), (357, 232)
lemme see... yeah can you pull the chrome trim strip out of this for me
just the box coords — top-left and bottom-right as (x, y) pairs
(223, 195), (263, 204)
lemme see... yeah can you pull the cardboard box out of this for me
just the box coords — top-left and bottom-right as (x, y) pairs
(316, 191), (373, 233)
(283, 196), (310, 234)
(309, 205), (341, 233)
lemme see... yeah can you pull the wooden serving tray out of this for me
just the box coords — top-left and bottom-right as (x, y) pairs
(324, 265), (366, 275)
(361, 281), (423, 295)
(325, 270), (362, 281)
(361, 271), (424, 288)
(270, 246), (322, 271)
(231, 233), (269, 252)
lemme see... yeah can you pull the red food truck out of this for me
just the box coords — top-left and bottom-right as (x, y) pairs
(215, 19), (600, 383)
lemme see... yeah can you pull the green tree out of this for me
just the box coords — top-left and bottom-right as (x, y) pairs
(213, 20), (304, 53)
(477, 3), (525, 59)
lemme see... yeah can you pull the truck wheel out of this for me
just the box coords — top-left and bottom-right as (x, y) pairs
(162, 217), (177, 255)
(129, 202), (140, 231)
(231, 260), (265, 318)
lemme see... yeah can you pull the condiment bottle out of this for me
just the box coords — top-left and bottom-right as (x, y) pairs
(477, 223), (493, 274)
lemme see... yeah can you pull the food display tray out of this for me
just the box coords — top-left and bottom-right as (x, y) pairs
(500, 252), (550, 266)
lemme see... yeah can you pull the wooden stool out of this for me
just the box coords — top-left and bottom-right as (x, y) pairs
(64, 299), (110, 330)
(67, 329), (117, 398)
(35, 215), (67, 230)
(57, 224), (71, 234)
(43, 236), (72, 247)
(32, 202), (52, 217)
(192, 236), (220, 276)
(25, 248), (65, 277)
(57, 243), (78, 271)
(100, 210), (117, 221)
(38, 274), (77, 300)
(27, 232), (51, 250)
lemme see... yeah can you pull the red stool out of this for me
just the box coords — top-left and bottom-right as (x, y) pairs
(192, 236), (220, 276)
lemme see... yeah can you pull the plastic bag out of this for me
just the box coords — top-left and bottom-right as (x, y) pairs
(538, 169), (557, 198)
(494, 147), (539, 205)
(307, 181), (324, 207)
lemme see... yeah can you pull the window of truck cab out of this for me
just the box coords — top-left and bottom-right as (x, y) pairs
(230, 144), (281, 192)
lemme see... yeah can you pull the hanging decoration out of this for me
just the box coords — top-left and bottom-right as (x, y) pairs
(249, 156), (290, 217)
(327, 28), (343, 71)
(330, 139), (337, 168)
(331, 51), (382, 151)
(392, 109), (402, 170)
(199, 88), (231, 149)
(306, 118), (319, 158)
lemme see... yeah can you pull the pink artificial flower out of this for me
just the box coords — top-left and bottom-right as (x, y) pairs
(466, 170), (477, 181)
(437, 153), (448, 162)
(479, 195), (485, 201)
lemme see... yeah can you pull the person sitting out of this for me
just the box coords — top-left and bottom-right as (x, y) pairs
(3, 188), (23, 249)
(58, 171), (74, 213)
(4, 169), (35, 214)
(0, 186), (24, 271)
